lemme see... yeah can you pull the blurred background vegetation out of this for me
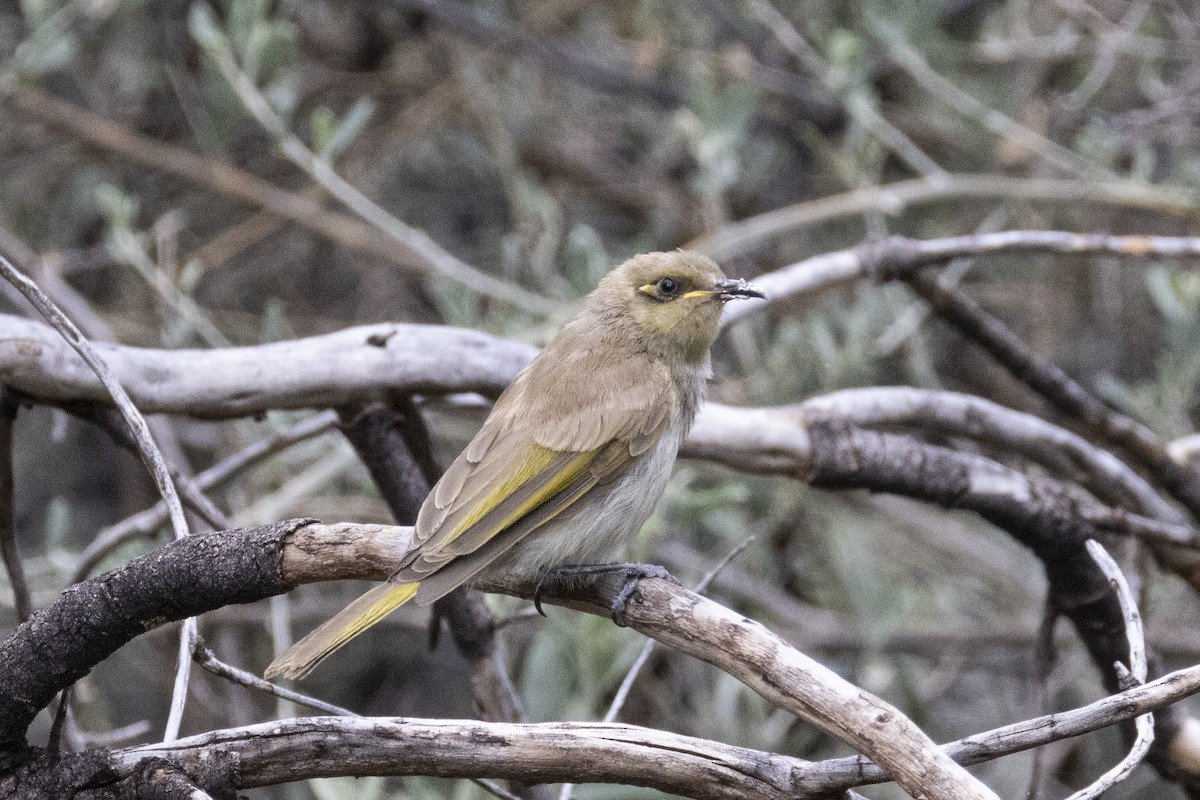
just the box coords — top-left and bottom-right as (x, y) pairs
(4, 0), (1200, 798)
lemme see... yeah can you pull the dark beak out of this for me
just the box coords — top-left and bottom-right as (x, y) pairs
(713, 277), (766, 302)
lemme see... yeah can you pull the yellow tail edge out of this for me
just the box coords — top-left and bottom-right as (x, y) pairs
(264, 582), (419, 680)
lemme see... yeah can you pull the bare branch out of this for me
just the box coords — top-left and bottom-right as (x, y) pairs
(899, 264), (1200, 518)
(1066, 541), (1152, 800)
(722, 229), (1200, 326)
(802, 387), (1168, 514)
(116, 716), (811, 800)
(0, 255), (199, 742)
(73, 410), (339, 580)
(0, 393), (29, 622)
(801, 386), (1200, 587)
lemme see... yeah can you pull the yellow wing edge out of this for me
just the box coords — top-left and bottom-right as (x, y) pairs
(264, 582), (419, 680)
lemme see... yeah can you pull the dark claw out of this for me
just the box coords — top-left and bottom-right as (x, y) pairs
(532, 578), (549, 617)
(534, 563), (676, 623)
(610, 564), (674, 625)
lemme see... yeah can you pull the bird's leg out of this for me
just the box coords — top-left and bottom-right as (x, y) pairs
(533, 563), (678, 624)
(427, 598), (446, 650)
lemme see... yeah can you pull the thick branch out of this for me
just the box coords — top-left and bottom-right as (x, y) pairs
(802, 387), (1200, 589)
(114, 717), (808, 800)
(0, 315), (535, 417)
(898, 264), (1200, 519)
(0, 520), (994, 800)
(0, 520), (302, 763)
(805, 417), (1130, 692)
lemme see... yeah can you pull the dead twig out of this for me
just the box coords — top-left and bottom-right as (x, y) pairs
(73, 410), (338, 581)
(1066, 540), (1152, 800)
(0, 255), (196, 742)
(0, 392), (29, 622)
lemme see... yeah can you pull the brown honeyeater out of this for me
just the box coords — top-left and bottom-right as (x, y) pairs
(266, 251), (763, 679)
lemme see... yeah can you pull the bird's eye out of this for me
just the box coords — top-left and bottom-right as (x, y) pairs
(656, 277), (678, 296)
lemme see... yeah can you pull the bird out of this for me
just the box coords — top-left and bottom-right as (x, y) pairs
(266, 251), (764, 679)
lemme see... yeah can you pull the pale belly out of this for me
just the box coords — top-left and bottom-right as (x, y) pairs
(484, 428), (682, 579)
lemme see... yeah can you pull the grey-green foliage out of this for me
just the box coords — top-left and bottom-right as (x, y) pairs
(1115, 267), (1200, 438)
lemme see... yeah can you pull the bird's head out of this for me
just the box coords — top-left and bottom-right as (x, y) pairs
(588, 251), (764, 365)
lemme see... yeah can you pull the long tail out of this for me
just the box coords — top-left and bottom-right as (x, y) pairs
(265, 582), (419, 680)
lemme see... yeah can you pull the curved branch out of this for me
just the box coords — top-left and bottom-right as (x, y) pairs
(114, 717), (809, 800)
(798, 387), (1200, 583)
(802, 387), (1171, 515)
(898, 264), (1200, 519)
(0, 315), (536, 417)
(2, 312), (1195, 788)
(0, 520), (995, 800)
(720, 229), (1200, 326)
(693, 181), (1200, 263)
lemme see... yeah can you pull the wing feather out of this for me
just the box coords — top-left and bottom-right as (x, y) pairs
(397, 347), (678, 599)
(402, 444), (594, 578)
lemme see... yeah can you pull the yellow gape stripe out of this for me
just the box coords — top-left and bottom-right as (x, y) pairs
(264, 582), (419, 680)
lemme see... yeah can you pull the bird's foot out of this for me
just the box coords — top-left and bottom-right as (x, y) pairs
(533, 562), (677, 624)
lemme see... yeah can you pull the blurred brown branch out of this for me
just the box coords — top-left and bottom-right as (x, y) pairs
(694, 183), (1200, 263)
(7, 87), (539, 308)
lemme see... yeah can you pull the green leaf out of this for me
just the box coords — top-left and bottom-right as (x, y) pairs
(94, 183), (137, 232)
(317, 98), (376, 162)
